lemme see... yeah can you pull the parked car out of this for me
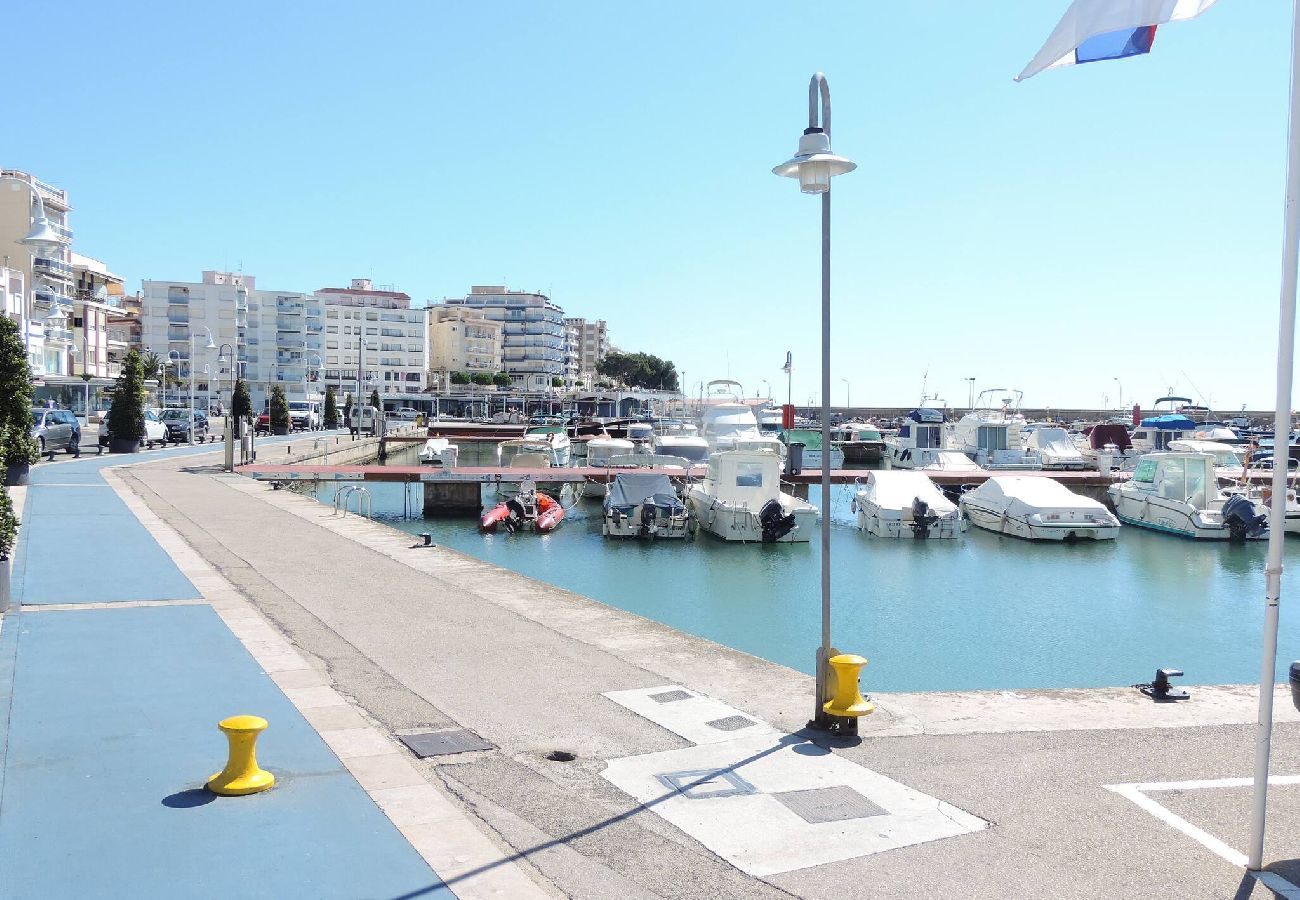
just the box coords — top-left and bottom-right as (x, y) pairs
(30, 408), (81, 456)
(255, 412), (271, 435)
(157, 408), (209, 442)
(394, 407), (420, 421)
(288, 401), (322, 431)
(99, 408), (168, 450)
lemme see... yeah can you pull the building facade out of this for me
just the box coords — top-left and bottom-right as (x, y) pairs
(443, 286), (565, 392)
(317, 279), (427, 402)
(426, 306), (502, 386)
(564, 317), (610, 382)
(0, 265), (40, 377)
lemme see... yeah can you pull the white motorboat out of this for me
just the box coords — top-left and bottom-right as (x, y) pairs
(587, 436), (635, 467)
(1025, 427), (1087, 470)
(961, 476), (1119, 541)
(922, 450), (985, 474)
(687, 450), (817, 543)
(625, 421), (656, 453)
(833, 423), (885, 463)
(782, 428), (845, 469)
(950, 390), (1039, 469)
(418, 437), (459, 468)
(653, 421), (710, 464)
(521, 424), (572, 467)
(498, 437), (559, 468)
(1108, 451), (1269, 540)
(1129, 415), (1197, 453)
(1168, 440), (1245, 482)
(1081, 423), (1136, 471)
(851, 471), (963, 539)
(885, 408), (948, 469)
(603, 473), (690, 539)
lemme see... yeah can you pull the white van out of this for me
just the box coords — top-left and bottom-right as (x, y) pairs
(288, 401), (322, 430)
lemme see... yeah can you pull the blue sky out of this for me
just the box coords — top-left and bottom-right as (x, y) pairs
(10, 1), (1295, 411)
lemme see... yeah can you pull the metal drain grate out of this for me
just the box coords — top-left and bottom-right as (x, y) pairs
(649, 689), (693, 703)
(398, 728), (494, 758)
(705, 715), (755, 732)
(772, 786), (887, 824)
(655, 768), (758, 800)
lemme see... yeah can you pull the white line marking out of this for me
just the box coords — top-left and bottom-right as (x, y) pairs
(1105, 783), (1248, 867)
(1128, 775), (1300, 792)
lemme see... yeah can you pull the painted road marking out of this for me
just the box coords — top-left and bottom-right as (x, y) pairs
(602, 685), (986, 877)
(1106, 776), (1300, 896)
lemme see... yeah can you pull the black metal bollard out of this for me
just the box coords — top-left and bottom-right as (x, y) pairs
(1290, 662), (1300, 712)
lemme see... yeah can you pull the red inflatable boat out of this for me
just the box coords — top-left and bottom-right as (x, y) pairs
(480, 490), (565, 533)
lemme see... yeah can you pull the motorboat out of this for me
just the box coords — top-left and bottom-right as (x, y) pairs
(950, 390), (1039, 469)
(1108, 452), (1269, 540)
(625, 421), (656, 453)
(781, 428), (845, 469)
(833, 423), (885, 463)
(851, 471), (962, 539)
(1081, 423), (1135, 471)
(521, 424), (572, 466)
(885, 408), (948, 469)
(1024, 427), (1086, 470)
(757, 405), (784, 435)
(700, 402), (766, 451)
(587, 436), (635, 467)
(1129, 415), (1197, 453)
(652, 421), (710, 464)
(1167, 440), (1245, 482)
(687, 449), (817, 542)
(418, 436), (459, 468)
(603, 473), (690, 539)
(922, 450), (985, 474)
(498, 438), (555, 468)
(479, 479), (565, 533)
(961, 476), (1119, 541)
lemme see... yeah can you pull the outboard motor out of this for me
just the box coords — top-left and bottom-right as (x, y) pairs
(908, 497), (940, 539)
(759, 499), (797, 543)
(639, 503), (656, 538)
(1222, 494), (1268, 542)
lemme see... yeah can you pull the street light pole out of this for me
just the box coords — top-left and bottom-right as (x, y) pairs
(841, 378), (850, 410)
(966, 377), (976, 411)
(1114, 377), (1123, 412)
(189, 326), (214, 445)
(773, 72), (857, 732)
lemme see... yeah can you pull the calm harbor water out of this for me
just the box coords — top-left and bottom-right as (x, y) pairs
(313, 450), (1300, 692)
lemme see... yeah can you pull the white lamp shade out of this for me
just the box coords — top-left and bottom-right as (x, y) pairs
(772, 129), (856, 194)
(21, 216), (67, 254)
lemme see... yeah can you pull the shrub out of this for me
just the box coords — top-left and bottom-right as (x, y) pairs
(269, 385), (289, 430)
(0, 317), (36, 472)
(324, 386), (338, 428)
(107, 349), (146, 442)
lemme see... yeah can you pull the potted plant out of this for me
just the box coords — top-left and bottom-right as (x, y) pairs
(231, 378), (252, 438)
(324, 385), (338, 429)
(0, 482), (15, 613)
(269, 386), (290, 435)
(0, 318), (37, 486)
(107, 349), (147, 454)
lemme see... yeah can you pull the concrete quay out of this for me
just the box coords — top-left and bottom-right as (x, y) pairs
(39, 443), (1290, 899)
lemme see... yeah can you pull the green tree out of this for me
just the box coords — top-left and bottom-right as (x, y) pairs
(107, 349), (147, 445)
(0, 480), (16, 561)
(493, 372), (511, 388)
(551, 377), (564, 388)
(324, 385), (338, 428)
(141, 351), (163, 383)
(230, 379), (252, 436)
(269, 385), (290, 431)
(596, 351), (679, 391)
(343, 392), (353, 420)
(471, 372), (493, 386)
(369, 389), (380, 410)
(0, 317), (37, 474)
(450, 371), (470, 386)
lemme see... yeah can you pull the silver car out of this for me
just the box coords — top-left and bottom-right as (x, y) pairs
(30, 408), (80, 456)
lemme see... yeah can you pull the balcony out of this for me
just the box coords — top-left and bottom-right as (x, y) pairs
(246, 336), (260, 346)
(276, 317), (303, 331)
(276, 300), (303, 315)
(306, 322), (323, 334)
(33, 258), (74, 280)
(167, 293), (189, 306)
(44, 326), (74, 343)
(278, 338), (306, 349)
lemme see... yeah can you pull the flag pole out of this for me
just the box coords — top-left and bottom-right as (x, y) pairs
(1248, 0), (1300, 871)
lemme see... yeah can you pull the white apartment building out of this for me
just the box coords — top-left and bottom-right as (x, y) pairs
(564, 317), (611, 381)
(442, 286), (566, 392)
(0, 265), (40, 377)
(427, 306), (502, 384)
(317, 279), (427, 402)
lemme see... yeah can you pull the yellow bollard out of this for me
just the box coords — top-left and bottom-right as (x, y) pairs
(206, 715), (275, 796)
(822, 654), (876, 718)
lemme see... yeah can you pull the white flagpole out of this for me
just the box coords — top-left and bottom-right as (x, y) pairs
(1248, 0), (1300, 871)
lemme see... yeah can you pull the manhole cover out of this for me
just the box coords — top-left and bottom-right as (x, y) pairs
(705, 715), (755, 732)
(649, 689), (693, 703)
(655, 768), (757, 800)
(398, 729), (494, 758)
(772, 786), (887, 823)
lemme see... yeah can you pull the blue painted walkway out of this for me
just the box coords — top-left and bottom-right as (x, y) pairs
(0, 441), (452, 898)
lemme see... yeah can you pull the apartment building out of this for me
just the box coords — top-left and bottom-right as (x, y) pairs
(317, 279), (427, 400)
(427, 306), (502, 385)
(0, 265), (40, 377)
(442, 286), (565, 392)
(70, 253), (126, 380)
(564, 317), (610, 381)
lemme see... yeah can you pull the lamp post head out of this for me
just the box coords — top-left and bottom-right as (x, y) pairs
(773, 128), (856, 194)
(20, 214), (66, 255)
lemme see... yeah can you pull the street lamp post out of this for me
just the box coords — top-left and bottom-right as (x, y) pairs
(841, 378), (851, 410)
(166, 350), (181, 409)
(965, 377), (976, 411)
(217, 343), (236, 415)
(1, 176), (70, 362)
(1113, 377), (1123, 412)
(189, 326), (215, 444)
(773, 72), (857, 732)
(762, 378), (772, 401)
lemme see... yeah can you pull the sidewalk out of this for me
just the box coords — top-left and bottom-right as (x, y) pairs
(117, 449), (1300, 899)
(0, 443), (461, 898)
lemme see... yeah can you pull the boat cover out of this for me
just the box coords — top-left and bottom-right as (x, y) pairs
(907, 408), (945, 424)
(1089, 424), (1132, 451)
(1027, 427), (1082, 460)
(966, 476), (1108, 517)
(1140, 415), (1196, 430)
(605, 473), (683, 511)
(861, 471), (956, 514)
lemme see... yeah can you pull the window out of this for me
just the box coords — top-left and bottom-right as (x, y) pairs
(735, 463), (764, 488)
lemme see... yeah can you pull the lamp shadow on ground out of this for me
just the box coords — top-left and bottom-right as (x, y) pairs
(161, 787), (217, 809)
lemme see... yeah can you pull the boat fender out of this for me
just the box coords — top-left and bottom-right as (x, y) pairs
(759, 499), (797, 543)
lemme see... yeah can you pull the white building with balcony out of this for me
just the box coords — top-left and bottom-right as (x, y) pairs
(564, 317), (610, 384)
(427, 306), (502, 386)
(442, 286), (566, 392)
(316, 279), (427, 403)
(1, 266), (41, 378)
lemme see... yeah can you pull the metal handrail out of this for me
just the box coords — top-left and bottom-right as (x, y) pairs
(347, 486), (372, 519)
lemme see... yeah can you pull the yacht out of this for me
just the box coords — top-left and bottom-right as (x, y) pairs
(687, 450), (817, 542)
(1081, 423), (1135, 470)
(1108, 451), (1269, 540)
(833, 423), (885, 463)
(587, 436), (635, 468)
(757, 405), (784, 435)
(884, 408), (947, 469)
(1024, 427), (1087, 470)
(961, 476), (1119, 541)
(603, 473), (690, 539)
(418, 436), (458, 468)
(624, 421), (655, 454)
(1130, 415), (1197, 453)
(781, 428), (845, 469)
(950, 390), (1039, 469)
(652, 421), (710, 465)
(851, 471), (962, 539)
